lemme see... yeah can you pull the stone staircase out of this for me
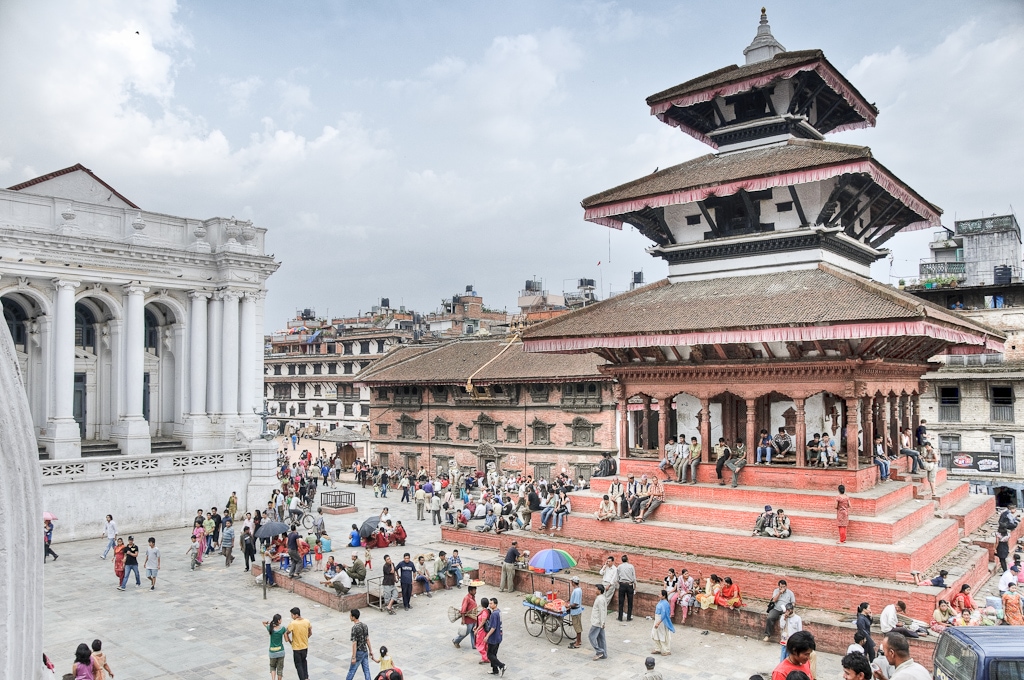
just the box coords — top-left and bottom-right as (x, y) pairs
(150, 437), (187, 453)
(80, 440), (121, 457)
(442, 456), (1002, 626)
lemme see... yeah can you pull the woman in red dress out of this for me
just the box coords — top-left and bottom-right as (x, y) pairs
(112, 538), (126, 584)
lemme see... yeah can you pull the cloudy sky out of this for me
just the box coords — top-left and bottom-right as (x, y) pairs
(1, 1), (1021, 330)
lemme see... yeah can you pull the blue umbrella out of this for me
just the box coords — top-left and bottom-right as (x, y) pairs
(529, 548), (577, 574)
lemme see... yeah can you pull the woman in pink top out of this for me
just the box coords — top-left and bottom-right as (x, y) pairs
(835, 484), (851, 544)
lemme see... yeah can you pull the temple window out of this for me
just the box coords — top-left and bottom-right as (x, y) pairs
(939, 386), (961, 422)
(457, 425), (471, 441)
(433, 417), (452, 441)
(504, 426), (521, 443)
(531, 419), (553, 445)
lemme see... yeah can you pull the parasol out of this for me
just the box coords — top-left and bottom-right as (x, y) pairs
(254, 521), (290, 539)
(528, 548), (577, 574)
(358, 515), (381, 539)
(43, 511), (58, 521)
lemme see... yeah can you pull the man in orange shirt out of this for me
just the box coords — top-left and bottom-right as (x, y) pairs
(771, 630), (815, 680)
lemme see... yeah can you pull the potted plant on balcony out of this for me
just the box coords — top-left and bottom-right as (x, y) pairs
(898, 279), (906, 289)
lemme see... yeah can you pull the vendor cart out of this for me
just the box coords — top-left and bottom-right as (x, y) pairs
(522, 600), (575, 645)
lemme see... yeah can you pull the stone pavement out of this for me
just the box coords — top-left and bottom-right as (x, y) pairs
(44, 480), (849, 679)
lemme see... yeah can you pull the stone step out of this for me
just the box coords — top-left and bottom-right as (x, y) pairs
(151, 438), (187, 452)
(526, 510), (961, 580)
(569, 491), (937, 544)
(915, 480), (969, 511)
(80, 440), (121, 457)
(618, 457), (880, 492)
(589, 476), (916, 516)
(944, 492), (995, 536)
(441, 526), (988, 624)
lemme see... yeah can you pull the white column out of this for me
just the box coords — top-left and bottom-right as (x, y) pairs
(51, 280), (78, 419)
(207, 292), (223, 415)
(42, 279), (82, 458)
(220, 289), (240, 417)
(189, 292), (209, 415)
(238, 291), (256, 416)
(123, 285), (148, 417)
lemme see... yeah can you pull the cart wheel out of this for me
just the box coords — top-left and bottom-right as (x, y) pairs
(544, 614), (563, 644)
(524, 608), (544, 637)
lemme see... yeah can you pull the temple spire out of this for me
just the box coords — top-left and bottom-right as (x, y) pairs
(743, 7), (786, 65)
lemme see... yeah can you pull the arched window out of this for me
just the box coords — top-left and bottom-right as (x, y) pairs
(144, 309), (160, 354)
(2, 298), (28, 349)
(74, 304), (97, 352)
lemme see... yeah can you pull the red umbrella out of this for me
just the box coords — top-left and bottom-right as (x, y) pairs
(43, 512), (58, 521)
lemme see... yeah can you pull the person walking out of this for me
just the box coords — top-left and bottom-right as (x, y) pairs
(589, 583), (610, 660)
(112, 538), (126, 583)
(650, 589), (675, 656)
(100, 515), (118, 559)
(221, 519), (236, 567)
(567, 576), (584, 649)
(836, 484), (851, 544)
(117, 537), (141, 590)
(344, 609), (375, 680)
(242, 527), (257, 572)
(452, 585), (478, 648)
(263, 614), (287, 680)
(617, 554), (636, 622)
(286, 525), (302, 579)
(44, 520), (59, 562)
(144, 537), (161, 590)
(499, 541), (519, 593)
(415, 485), (426, 521)
(90, 639), (113, 680)
(430, 492), (442, 525)
(641, 656), (663, 680)
(285, 607), (312, 680)
(484, 598), (506, 676)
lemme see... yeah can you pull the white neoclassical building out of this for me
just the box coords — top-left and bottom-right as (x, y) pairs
(0, 164), (279, 458)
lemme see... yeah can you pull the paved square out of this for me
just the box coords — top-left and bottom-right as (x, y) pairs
(44, 481), (848, 679)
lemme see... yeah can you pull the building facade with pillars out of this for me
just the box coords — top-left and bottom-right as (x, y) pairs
(520, 11), (1003, 490)
(356, 338), (617, 481)
(1, 164), (279, 459)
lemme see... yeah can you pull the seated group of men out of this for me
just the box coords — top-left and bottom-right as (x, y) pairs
(597, 474), (665, 522)
(753, 505), (791, 539)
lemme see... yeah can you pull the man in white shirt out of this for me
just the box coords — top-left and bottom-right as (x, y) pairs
(998, 565), (1020, 594)
(100, 514), (118, 559)
(777, 604), (802, 662)
(879, 601), (920, 638)
(875, 632), (930, 680)
(600, 555), (619, 612)
(324, 566), (352, 595)
(289, 495), (303, 522)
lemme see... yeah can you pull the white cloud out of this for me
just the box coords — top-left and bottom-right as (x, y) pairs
(222, 75), (263, 115)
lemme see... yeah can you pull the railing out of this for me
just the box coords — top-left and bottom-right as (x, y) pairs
(919, 261), (966, 279)
(40, 448), (251, 482)
(320, 490), (356, 509)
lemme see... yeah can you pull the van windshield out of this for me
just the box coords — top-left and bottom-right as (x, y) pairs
(934, 635), (978, 680)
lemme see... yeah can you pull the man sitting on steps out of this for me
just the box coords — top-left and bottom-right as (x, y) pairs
(771, 427), (793, 462)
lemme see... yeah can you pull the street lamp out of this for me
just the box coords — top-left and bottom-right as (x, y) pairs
(254, 399), (276, 442)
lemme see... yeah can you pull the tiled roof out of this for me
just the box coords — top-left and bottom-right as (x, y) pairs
(645, 49), (875, 116)
(522, 264), (1001, 341)
(356, 338), (607, 385)
(7, 163), (140, 209)
(582, 139), (871, 209)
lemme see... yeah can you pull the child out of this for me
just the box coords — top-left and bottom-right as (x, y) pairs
(364, 546), (372, 571)
(314, 539), (323, 571)
(91, 639), (113, 680)
(847, 630), (866, 656)
(377, 646), (394, 671)
(373, 481), (381, 498)
(186, 535), (200, 570)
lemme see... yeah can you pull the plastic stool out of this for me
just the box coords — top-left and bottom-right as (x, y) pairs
(303, 553), (313, 568)
(280, 556), (290, 571)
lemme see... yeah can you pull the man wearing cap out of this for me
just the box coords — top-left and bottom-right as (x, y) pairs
(567, 576), (584, 648)
(346, 552), (366, 585)
(754, 505), (776, 536)
(500, 541), (520, 593)
(641, 656), (663, 680)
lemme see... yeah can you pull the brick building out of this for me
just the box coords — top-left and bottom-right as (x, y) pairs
(263, 310), (411, 437)
(356, 337), (616, 479)
(908, 214), (1024, 505)
(424, 285), (510, 337)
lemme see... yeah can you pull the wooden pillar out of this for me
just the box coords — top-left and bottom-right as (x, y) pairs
(745, 398), (757, 464)
(864, 396), (875, 451)
(616, 387), (629, 459)
(699, 397), (711, 463)
(899, 393), (910, 432)
(845, 398), (860, 470)
(888, 393), (899, 457)
(657, 398), (668, 459)
(794, 398), (806, 467)
(911, 392), (920, 431)
(878, 394), (889, 455)
(640, 396), (651, 450)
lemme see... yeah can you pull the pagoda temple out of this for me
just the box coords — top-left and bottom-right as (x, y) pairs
(441, 15), (1019, 666)
(522, 9), (1003, 486)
